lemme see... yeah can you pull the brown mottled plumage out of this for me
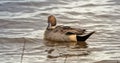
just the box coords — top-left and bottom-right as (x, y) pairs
(44, 15), (95, 42)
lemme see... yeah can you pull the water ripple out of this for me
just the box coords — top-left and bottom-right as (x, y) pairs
(0, 0), (120, 63)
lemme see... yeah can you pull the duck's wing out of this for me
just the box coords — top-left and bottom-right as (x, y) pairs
(53, 26), (85, 35)
(52, 25), (95, 41)
(62, 26), (86, 35)
(61, 26), (95, 41)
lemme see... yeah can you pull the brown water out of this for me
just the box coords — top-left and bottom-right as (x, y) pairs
(0, 0), (120, 63)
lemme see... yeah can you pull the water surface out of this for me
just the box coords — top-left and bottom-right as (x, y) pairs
(0, 0), (120, 63)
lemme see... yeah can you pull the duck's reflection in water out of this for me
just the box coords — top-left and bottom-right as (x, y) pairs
(44, 41), (90, 58)
(74, 42), (88, 48)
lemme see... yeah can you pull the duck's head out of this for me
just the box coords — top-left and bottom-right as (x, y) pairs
(47, 15), (56, 29)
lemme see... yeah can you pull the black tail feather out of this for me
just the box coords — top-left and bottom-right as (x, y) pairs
(77, 31), (95, 41)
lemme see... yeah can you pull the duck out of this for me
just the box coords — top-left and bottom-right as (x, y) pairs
(44, 15), (95, 42)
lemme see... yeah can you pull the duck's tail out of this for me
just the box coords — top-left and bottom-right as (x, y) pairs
(76, 31), (95, 41)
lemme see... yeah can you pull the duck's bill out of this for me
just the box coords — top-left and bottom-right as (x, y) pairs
(77, 31), (95, 41)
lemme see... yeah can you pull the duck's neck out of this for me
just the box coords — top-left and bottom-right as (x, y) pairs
(47, 23), (56, 30)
